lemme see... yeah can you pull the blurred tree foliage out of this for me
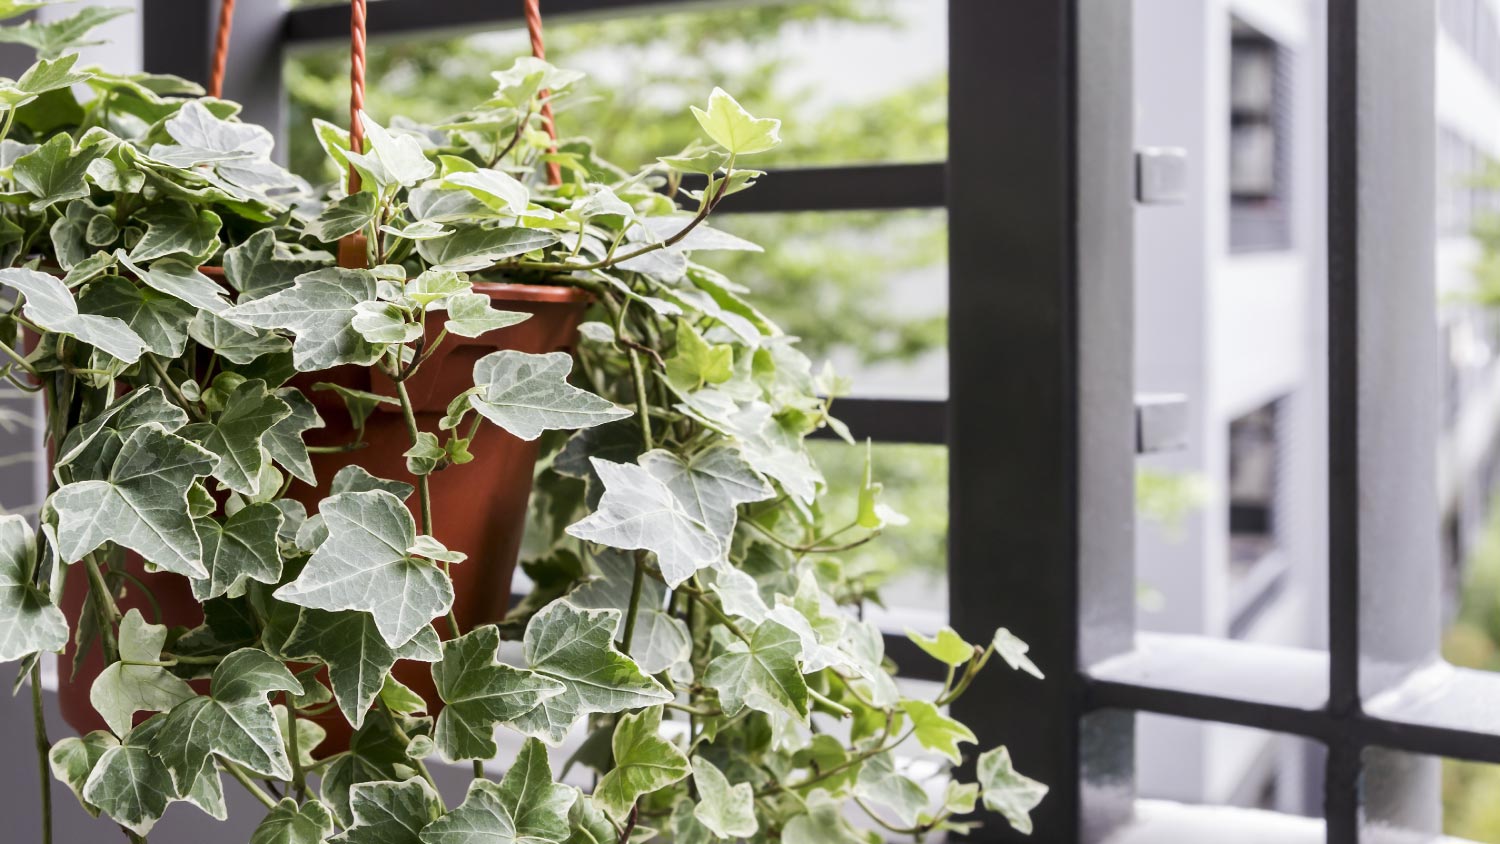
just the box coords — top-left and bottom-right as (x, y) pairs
(1442, 498), (1500, 839)
(285, 0), (952, 586)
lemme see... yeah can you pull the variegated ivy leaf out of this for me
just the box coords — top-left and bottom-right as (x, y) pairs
(330, 464), (414, 500)
(265, 388), (324, 486)
(403, 269), (467, 307)
(151, 648), (301, 792)
(404, 431), (445, 476)
(782, 791), (869, 844)
(345, 111), (435, 191)
(189, 311), (293, 364)
(0, 52), (91, 108)
(330, 777), (443, 844)
(224, 267), (383, 372)
(0, 513), (65, 661)
(115, 250), (231, 314)
(163, 101), (302, 201)
(567, 548), (689, 675)
(691, 87), (782, 156)
(430, 624), (564, 761)
(444, 169), (530, 216)
(352, 300), (422, 344)
(511, 599), (671, 745)
(52, 423), (217, 578)
(53, 386), (188, 482)
(703, 617), (807, 720)
(90, 609), (195, 736)
(854, 751), (928, 828)
(319, 708), (421, 827)
(183, 378), (292, 497)
(691, 757), (757, 839)
(191, 502), (284, 601)
(12, 133), (100, 210)
(128, 200), (223, 263)
(0, 266), (145, 362)
(839, 619), (899, 708)
(415, 225), (560, 273)
(679, 397), (821, 505)
(309, 191), (379, 243)
(251, 798), (337, 844)
(275, 490), (456, 648)
(49, 730), (117, 817)
(469, 350), (631, 441)
(223, 229), (332, 301)
(421, 739), (576, 844)
(81, 733), (178, 836)
(565, 458), (720, 589)
(899, 699), (977, 766)
(443, 292), (530, 338)
(977, 747), (1048, 835)
(907, 626), (976, 668)
(282, 608), (441, 729)
(638, 444), (772, 554)
(592, 706), (690, 822)
(993, 627), (1045, 679)
(76, 275), (195, 357)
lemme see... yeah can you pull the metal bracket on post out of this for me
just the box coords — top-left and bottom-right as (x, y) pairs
(1135, 393), (1189, 454)
(1136, 147), (1188, 205)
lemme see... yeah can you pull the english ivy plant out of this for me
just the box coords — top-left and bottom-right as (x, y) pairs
(0, 4), (1047, 843)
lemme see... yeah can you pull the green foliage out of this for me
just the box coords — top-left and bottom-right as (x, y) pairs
(0, 7), (1043, 842)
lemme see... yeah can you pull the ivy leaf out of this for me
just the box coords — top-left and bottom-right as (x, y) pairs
(445, 169), (530, 216)
(331, 777), (443, 844)
(223, 229), (331, 301)
(252, 798), (337, 844)
(54, 387), (188, 482)
(639, 444), (772, 553)
(592, 706), (690, 822)
(77, 275), (195, 357)
(265, 388), (324, 486)
(511, 600), (671, 745)
(565, 458), (719, 589)
(320, 709), (421, 827)
(191, 502), (284, 601)
(0, 266), (145, 362)
(703, 618), (807, 719)
(116, 250), (232, 314)
(993, 628), (1045, 679)
(151, 649), (301, 791)
(403, 269), (468, 307)
(52, 423), (217, 578)
(81, 737), (178, 836)
(907, 626), (976, 668)
(442, 292), (530, 338)
(184, 378), (292, 497)
(90, 608), (195, 735)
(430, 625), (564, 761)
(0, 52), (89, 106)
(309, 191), (379, 242)
(897, 699), (976, 766)
(0, 6), (132, 59)
(690, 88), (781, 155)
(665, 321), (733, 389)
(129, 200), (223, 262)
(49, 730), (117, 817)
(190, 311), (293, 364)
(690, 757), (757, 839)
(275, 490), (455, 648)
(330, 464), (414, 499)
(0, 513), (65, 661)
(352, 300), (421, 344)
(469, 351), (630, 440)
(567, 548), (689, 675)
(224, 267), (383, 371)
(854, 751), (928, 827)
(421, 739), (576, 844)
(12, 132), (100, 209)
(415, 225), (559, 273)
(346, 111), (435, 190)
(282, 608), (441, 729)
(781, 791), (868, 844)
(404, 431), (445, 476)
(976, 747), (1048, 835)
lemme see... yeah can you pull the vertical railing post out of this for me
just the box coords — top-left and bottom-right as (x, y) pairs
(142, 0), (286, 155)
(947, 1), (1135, 841)
(1326, 0), (1438, 839)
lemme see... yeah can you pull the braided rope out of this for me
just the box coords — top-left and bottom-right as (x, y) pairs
(348, 0), (368, 194)
(524, 0), (562, 186)
(207, 0), (236, 99)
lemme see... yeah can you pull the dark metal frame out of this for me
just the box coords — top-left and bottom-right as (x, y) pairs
(139, 1), (1471, 841)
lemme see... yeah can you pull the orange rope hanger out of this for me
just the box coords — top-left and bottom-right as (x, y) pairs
(208, 0), (564, 197)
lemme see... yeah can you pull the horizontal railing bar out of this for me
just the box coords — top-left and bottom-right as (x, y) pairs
(686, 163), (947, 214)
(813, 397), (945, 445)
(285, 0), (717, 43)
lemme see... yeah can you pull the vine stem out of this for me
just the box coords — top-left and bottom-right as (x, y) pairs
(394, 379), (460, 639)
(285, 693), (306, 800)
(30, 661), (51, 844)
(618, 552), (647, 655)
(628, 348), (653, 452)
(144, 355), (205, 421)
(472, 759), (484, 781)
(223, 760), (277, 809)
(83, 555), (121, 662)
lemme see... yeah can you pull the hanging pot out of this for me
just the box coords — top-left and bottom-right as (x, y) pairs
(55, 272), (591, 754)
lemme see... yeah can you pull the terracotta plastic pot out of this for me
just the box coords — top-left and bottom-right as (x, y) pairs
(56, 280), (591, 752)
